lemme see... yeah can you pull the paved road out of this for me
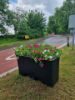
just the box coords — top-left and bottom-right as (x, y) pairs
(0, 49), (17, 77)
(42, 35), (68, 48)
(0, 35), (72, 77)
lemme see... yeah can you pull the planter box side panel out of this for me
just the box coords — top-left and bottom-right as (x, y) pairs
(17, 56), (60, 86)
(47, 58), (60, 86)
(18, 57), (36, 76)
(33, 58), (60, 86)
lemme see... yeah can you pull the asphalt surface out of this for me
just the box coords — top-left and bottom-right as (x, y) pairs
(42, 35), (67, 47)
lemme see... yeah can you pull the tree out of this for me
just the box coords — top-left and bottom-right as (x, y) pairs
(8, 12), (21, 34)
(18, 10), (46, 38)
(47, 0), (75, 34)
(18, 14), (30, 35)
(55, 0), (75, 34)
(27, 10), (46, 37)
(0, 0), (9, 34)
(47, 16), (56, 34)
(7, 8), (27, 34)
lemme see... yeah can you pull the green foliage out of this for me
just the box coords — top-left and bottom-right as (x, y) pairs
(15, 44), (62, 61)
(0, 0), (8, 13)
(0, 1), (46, 38)
(47, 16), (56, 34)
(47, 0), (75, 34)
(6, 10), (15, 25)
(18, 17), (30, 35)
(0, 0), (9, 34)
(17, 11), (46, 38)
(27, 11), (46, 35)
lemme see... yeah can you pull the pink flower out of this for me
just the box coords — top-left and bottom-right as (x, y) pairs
(34, 44), (40, 48)
(37, 58), (44, 61)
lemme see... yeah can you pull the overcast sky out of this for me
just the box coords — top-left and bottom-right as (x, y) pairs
(9, 0), (65, 18)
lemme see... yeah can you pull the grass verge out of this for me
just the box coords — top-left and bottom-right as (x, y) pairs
(0, 34), (50, 49)
(0, 38), (42, 50)
(0, 46), (75, 100)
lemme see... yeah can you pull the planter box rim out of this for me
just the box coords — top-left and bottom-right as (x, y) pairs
(17, 56), (60, 62)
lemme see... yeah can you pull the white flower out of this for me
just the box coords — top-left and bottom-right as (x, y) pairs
(47, 50), (50, 52)
(20, 45), (23, 48)
(42, 50), (46, 54)
(49, 56), (53, 59)
(44, 50), (47, 52)
(43, 49), (50, 54)
(56, 52), (59, 56)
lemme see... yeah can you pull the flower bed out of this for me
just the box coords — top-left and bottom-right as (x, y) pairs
(15, 44), (62, 86)
(15, 44), (62, 62)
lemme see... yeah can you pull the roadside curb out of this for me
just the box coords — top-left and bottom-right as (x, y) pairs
(0, 67), (18, 78)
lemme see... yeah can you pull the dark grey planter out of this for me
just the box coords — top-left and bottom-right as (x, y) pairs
(17, 56), (60, 87)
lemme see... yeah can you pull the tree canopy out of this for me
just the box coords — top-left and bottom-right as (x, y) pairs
(0, 0), (9, 34)
(1, 0), (75, 37)
(47, 0), (75, 34)
(18, 10), (46, 38)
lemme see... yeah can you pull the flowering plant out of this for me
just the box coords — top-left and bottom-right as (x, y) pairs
(15, 44), (62, 62)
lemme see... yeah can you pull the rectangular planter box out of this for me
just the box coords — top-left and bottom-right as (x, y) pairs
(17, 56), (60, 87)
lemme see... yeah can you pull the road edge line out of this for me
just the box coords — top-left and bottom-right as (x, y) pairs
(0, 67), (18, 77)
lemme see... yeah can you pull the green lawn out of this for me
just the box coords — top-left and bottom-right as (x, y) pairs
(0, 38), (41, 50)
(0, 38), (32, 46)
(0, 47), (75, 100)
(0, 34), (49, 48)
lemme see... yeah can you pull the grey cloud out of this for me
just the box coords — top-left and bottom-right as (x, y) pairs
(21, 0), (65, 15)
(9, 0), (65, 18)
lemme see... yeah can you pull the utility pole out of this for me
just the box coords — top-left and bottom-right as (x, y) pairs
(72, 30), (75, 50)
(67, 35), (70, 47)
